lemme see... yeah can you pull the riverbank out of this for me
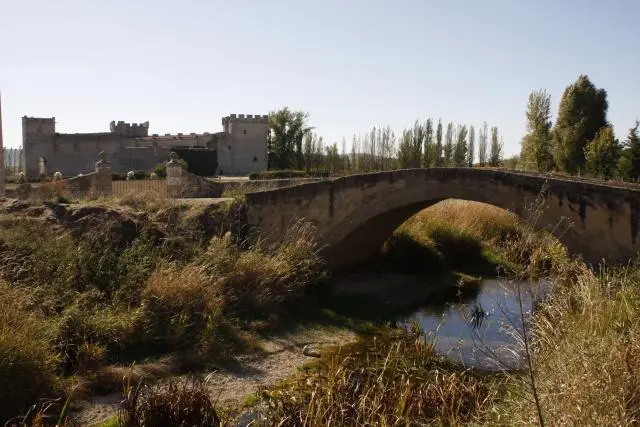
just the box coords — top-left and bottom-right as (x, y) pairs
(1, 196), (638, 425)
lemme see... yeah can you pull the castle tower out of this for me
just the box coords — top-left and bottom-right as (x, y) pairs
(22, 116), (56, 178)
(0, 92), (4, 196)
(218, 114), (269, 175)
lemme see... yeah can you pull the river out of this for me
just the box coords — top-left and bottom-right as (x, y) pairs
(329, 272), (551, 371)
(399, 278), (552, 370)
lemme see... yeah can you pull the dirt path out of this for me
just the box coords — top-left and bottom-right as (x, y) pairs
(72, 327), (356, 426)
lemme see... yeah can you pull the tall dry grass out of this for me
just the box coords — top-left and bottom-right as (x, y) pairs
(394, 199), (571, 278)
(261, 331), (500, 426)
(119, 377), (220, 427)
(488, 261), (640, 425)
(0, 283), (59, 422)
(0, 195), (325, 422)
(141, 221), (323, 357)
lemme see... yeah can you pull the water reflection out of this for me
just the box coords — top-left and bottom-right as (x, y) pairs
(399, 279), (552, 371)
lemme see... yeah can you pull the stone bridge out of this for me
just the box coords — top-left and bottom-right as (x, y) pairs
(244, 168), (640, 268)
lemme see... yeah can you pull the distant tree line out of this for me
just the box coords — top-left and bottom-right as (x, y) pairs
(266, 108), (503, 175)
(3, 148), (23, 176)
(520, 74), (639, 180)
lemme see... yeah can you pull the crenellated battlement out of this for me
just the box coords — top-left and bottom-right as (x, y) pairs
(21, 111), (268, 177)
(109, 120), (149, 137)
(22, 116), (56, 135)
(221, 113), (269, 126)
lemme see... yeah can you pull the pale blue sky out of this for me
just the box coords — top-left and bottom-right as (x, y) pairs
(1, 0), (638, 156)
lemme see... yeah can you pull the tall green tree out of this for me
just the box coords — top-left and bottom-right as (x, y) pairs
(489, 126), (503, 166)
(553, 75), (609, 174)
(617, 121), (640, 181)
(521, 89), (554, 171)
(584, 126), (620, 178)
(478, 122), (488, 166)
(467, 125), (475, 167)
(422, 118), (435, 167)
(411, 120), (425, 167)
(453, 125), (468, 166)
(397, 128), (414, 169)
(267, 107), (313, 169)
(435, 120), (444, 166)
(443, 122), (454, 166)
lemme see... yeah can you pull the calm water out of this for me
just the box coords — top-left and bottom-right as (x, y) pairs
(399, 278), (552, 370)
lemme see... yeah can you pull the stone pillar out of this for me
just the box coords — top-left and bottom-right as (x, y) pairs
(166, 152), (186, 198)
(93, 151), (113, 196)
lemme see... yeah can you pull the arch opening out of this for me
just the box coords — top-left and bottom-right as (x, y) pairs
(322, 198), (527, 269)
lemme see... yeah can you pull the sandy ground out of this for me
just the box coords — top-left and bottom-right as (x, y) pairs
(71, 327), (356, 426)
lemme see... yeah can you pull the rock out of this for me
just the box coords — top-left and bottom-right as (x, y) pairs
(302, 345), (320, 358)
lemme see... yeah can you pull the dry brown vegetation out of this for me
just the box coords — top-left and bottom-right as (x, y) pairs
(1, 195), (639, 426)
(259, 332), (500, 426)
(489, 262), (640, 425)
(0, 194), (321, 423)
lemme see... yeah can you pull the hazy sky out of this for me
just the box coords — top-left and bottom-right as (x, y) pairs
(1, 0), (639, 155)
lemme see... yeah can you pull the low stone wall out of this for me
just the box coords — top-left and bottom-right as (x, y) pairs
(65, 173), (95, 195)
(167, 163), (222, 198)
(213, 178), (328, 196)
(164, 152), (328, 199)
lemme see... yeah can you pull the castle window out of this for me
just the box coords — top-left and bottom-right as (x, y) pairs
(253, 156), (258, 163)
(242, 129), (247, 135)
(228, 145), (232, 151)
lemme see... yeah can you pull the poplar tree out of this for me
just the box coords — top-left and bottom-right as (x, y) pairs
(467, 125), (475, 167)
(618, 121), (640, 180)
(453, 125), (468, 166)
(443, 122), (454, 166)
(553, 75), (608, 174)
(422, 118), (435, 167)
(435, 120), (444, 166)
(478, 122), (489, 166)
(489, 126), (503, 166)
(585, 126), (620, 178)
(521, 89), (554, 171)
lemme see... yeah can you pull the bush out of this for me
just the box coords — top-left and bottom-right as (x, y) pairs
(140, 222), (323, 355)
(119, 377), (220, 427)
(0, 283), (59, 423)
(248, 170), (328, 180)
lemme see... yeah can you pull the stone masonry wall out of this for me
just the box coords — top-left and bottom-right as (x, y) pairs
(23, 114), (269, 178)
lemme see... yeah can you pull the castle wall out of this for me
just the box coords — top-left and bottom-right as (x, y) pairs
(23, 114), (269, 177)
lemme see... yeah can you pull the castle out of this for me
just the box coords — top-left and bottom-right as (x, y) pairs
(22, 113), (269, 177)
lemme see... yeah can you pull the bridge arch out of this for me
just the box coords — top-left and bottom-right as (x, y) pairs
(245, 169), (640, 268)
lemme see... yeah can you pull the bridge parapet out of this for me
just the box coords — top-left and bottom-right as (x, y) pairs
(245, 168), (640, 267)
